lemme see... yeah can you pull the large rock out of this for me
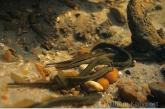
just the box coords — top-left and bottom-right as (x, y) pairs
(127, 0), (165, 53)
(148, 82), (165, 103)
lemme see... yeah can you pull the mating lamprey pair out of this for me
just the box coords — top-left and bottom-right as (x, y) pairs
(47, 42), (133, 87)
(7, 42), (133, 107)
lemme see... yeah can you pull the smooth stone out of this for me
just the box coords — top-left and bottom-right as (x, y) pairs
(81, 80), (103, 93)
(148, 82), (165, 103)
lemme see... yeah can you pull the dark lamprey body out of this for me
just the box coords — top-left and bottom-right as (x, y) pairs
(31, 92), (102, 108)
(91, 42), (133, 68)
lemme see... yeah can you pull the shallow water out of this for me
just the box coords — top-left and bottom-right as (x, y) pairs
(0, 0), (165, 108)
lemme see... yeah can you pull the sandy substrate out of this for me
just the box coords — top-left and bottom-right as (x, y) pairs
(0, 0), (165, 108)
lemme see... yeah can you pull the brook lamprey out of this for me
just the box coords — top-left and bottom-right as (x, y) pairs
(8, 43), (132, 85)
(91, 42), (133, 68)
(6, 92), (102, 108)
(7, 43), (132, 107)
(65, 66), (112, 84)
(31, 92), (102, 108)
(7, 56), (113, 87)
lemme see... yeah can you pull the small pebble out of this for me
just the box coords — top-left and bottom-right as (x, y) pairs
(110, 6), (126, 24)
(24, 46), (30, 52)
(11, 72), (26, 83)
(132, 60), (137, 67)
(69, 94), (73, 97)
(26, 9), (33, 13)
(48, 51), (54, 55)
(32, 49), (37, 55)
(118, 71), (122, 75)
(2, 50), (13, 62)
(60, 90), (68, 95)
(17, 54), (23, 60)
(42, 50), (47, 55)
(17, 27), (23, 36)
(65, 1), (79, 10)
(55, 52), (60, 56)
(72, 90), (79, 96)
(17, 40), (25, 45)
(30, 61), (51, 79)
(125, 70), (131, 75)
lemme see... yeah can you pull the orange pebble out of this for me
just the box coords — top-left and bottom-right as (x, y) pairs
(30, 61), (51, 79)
(17, 40), (25, 45)
(96, 78), (109, 91)
(73, 90), (79, 96)
(104, 68), (119, 84)
(1, 95), (8, 100)
(2, 50), (12, 62)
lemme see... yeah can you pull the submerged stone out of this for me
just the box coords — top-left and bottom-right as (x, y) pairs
(148, 82), (165, 103)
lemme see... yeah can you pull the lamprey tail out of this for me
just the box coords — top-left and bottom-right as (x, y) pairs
(7, 82), (54, 88)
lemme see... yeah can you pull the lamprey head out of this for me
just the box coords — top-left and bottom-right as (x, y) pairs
(53, 70), (68, 87)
